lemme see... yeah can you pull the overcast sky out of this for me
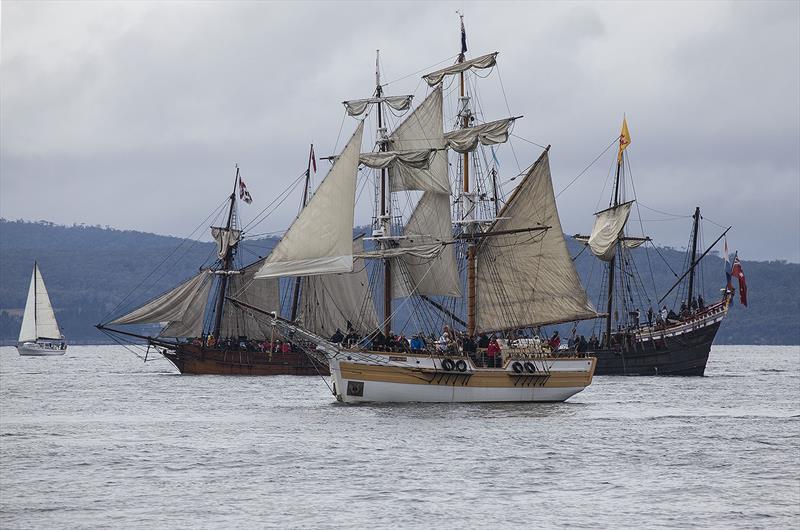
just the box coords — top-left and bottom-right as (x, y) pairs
(2, 1), (799, 262)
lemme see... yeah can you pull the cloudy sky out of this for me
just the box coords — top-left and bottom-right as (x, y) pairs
(2, 1), (798, 262)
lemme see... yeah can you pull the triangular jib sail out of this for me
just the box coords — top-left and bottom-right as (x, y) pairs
(255, 121), (365, 279)
(19, 263), (61, 342)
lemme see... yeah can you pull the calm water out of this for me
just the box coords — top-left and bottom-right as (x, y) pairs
(1, 345), (798, 529)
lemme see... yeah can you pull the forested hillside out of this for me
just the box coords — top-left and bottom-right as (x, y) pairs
(1, 219), (797, 344)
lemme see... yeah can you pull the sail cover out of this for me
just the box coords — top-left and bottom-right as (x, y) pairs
(255, 121), (364, 278)
(343, 95), (413, 117)
(19, 264), (61, 342)
(210, 227), (242, 260)
(110, 271), (212, 326)
(387, 86), (450, 194)
(301, 237), (379, 338)
(587, 201), (634, 261)
(423, 52), (499, 86)
(475, 150), (599, 332)
(392, 192), (461, 298)
(218, 259), (281, 338)
(444, 118), (516, 153)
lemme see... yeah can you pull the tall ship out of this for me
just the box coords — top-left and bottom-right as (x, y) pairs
(17, 262), (67, 356)
(96, 163), (378, 376)
(573, 119), (745, 375)
(234, 17), (600, 402)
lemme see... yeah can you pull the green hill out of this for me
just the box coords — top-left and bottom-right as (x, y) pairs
(0, 219), (797, 344)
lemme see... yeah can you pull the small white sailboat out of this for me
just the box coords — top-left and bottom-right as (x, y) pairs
(17, 262), (67, 356)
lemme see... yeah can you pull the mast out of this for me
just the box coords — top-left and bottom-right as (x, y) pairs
(459, 13), (477, 337)
(605, 152), (623, 346)
(33, 261), (37, 339)
(211, 167), (239, 337)
(376, 50), (392, 337)
(687, 206), (701, 307)
(290, 145), (314, 322)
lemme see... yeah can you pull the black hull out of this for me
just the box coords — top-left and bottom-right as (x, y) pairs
(589, 319), (722, 376)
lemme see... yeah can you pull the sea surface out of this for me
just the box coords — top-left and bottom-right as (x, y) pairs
(1, 345), (798, 529)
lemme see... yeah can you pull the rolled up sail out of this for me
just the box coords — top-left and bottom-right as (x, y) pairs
(343, 95), (413, 117)
(210, 227), (242, 260)
(475, 150), (600, 332)
(359, 149), (436, 171)
(444, 118), (516, 153)
(255, 121), (364, 279)
(422, 52), (499, 86)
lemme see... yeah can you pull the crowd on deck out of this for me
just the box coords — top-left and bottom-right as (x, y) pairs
(188, 335), (300, 354)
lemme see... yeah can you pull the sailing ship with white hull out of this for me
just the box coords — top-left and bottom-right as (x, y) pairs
(17, 262), (67, 356)
(573, 120), (742, 376)
(241, 19), (599, 403)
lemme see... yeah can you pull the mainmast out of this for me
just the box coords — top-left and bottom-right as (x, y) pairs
(687, 206), (701, 306)
(459, 13), (478, 338)
(606, 118), (630, 346)
(376, 51), (393, 337)
(211, 167), (239, 337)
(290, 145), (315, 322)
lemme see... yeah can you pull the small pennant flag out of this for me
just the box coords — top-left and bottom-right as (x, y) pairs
(618, 117), (631, 162)
(238, 177), (252, 204)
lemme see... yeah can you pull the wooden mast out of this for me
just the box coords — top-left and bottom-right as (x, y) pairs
(605, 152), (623, 347)
(376, 51), (393, 338)
(211, 166), (239, 338)
(687, 206), (701, 307)
(290, 145), (314, 322)
(460, 14), (477, 338)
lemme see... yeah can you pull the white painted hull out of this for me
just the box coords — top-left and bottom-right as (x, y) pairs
(17, 342), (67, 356)
(327, 353), (595, 404)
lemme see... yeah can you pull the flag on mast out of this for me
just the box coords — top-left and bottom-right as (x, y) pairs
(618, 117), (631, 162)
(460, 13), (467, 55)
(723, 237), (732, 289)
(730, 252), (747, 306)
(239, 177), (253, 204)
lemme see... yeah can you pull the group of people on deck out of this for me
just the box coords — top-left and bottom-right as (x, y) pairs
(191, 335), (295, 354)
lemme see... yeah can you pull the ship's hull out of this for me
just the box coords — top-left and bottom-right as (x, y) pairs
(17, 342), (67, 356)
(157, 343), (328, 376)
(328, 353), (596, 404)
(590, 301), (728, 376)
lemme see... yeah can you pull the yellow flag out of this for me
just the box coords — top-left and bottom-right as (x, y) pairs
(617, 117), (631, 162)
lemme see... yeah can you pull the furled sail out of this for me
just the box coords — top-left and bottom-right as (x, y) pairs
(586, 201), (634, 261)
(210, 227), (242, 260)
(475, 150), (599, 332)
(392, 192), (461, 298)
(422, 52), (499, 86)
(301, 237), (379, 338)
(359, 149), (436, 171)
(110, 271), (212, 326)
(386, 86), (450, 194)
(444, 118), (516, 153)
(343, 95), (413, 117)
(18, 264), (61, 342)
(218, 259), (281, 339)
(255, 121), (364, 279)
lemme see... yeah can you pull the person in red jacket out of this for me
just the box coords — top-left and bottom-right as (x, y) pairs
(487, 337), (501, 368)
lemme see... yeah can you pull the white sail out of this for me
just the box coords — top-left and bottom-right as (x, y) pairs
(110, 271), (212, 326)
(444, 118), (516, 153)
(587, 201), (634, 261)
(343, 95), (413, 117)
(475, 150), (599, 332)
(392, 192), (461, 298)
(210, 227), (242, 260)
(219, 260), (281, 338)
(386, 86), (450, 194)
(160, 278), (213, 338)
(255, 122), (364, 279)
(301, 237), (379, 338)
(18, 263), (61, 342)
(359, 149), (436, 171)
(422, 52), (499, 86)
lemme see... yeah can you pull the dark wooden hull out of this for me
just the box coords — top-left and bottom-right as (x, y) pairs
(158, 343), (328, 376)
(589, 302), (728, 376)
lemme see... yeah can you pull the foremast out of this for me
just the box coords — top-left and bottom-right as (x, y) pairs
(211, 167), (241, 337)
(459, 14), (477, 337)
(605, 119), (631, 345)
(375, 52), (393, 337)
